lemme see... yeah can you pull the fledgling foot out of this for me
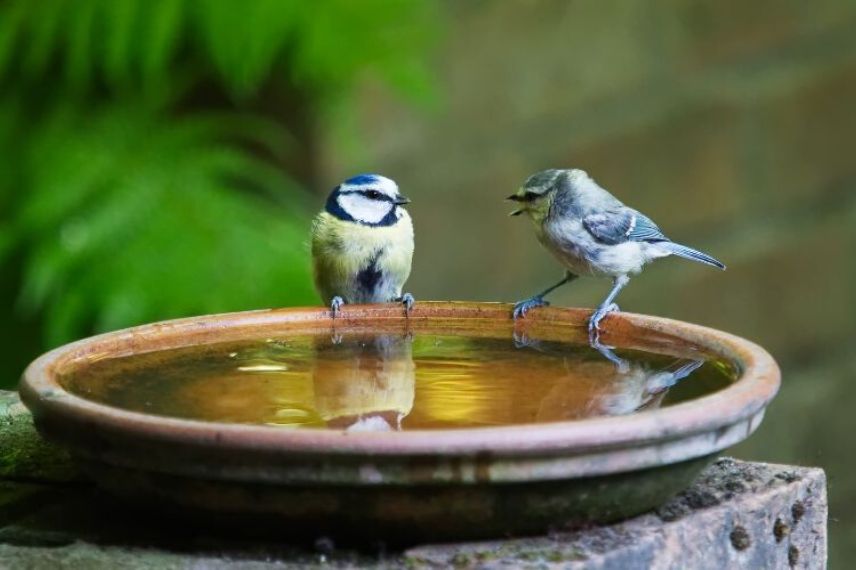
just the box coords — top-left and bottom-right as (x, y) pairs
(330, 296), (345, 318)
(512, 296), (549, 319)
(512, 330), (543, 350)
(588, 302), (620, 340)
(398, 292), (415, 313)
(589, 334), (630, 373)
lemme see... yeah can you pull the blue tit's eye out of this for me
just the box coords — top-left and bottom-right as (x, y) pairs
(364, 190), (382, 200)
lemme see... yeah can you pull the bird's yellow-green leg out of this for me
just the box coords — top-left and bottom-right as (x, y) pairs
(330, 296), (345, 318)
(512, 272), (578, 319)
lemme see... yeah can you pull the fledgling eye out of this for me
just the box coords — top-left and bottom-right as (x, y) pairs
(365, 190), (382, 200)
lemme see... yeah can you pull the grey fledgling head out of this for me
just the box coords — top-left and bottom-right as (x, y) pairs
(507, 168), (590, 218)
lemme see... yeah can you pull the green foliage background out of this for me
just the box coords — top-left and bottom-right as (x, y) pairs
(0, 0), (437, 386)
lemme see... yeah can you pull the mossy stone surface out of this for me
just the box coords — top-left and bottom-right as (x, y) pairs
(0, 390), (79, 483)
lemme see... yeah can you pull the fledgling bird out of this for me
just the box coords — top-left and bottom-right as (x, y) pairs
(311, 174), (415, 316)
(508, 169), (725, 337)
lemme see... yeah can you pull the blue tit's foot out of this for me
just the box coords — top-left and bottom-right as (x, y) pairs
(398, 292), (415, 313)
(330, 333), (343, 345)
(588, 302), (620, 340)
(512, 296), (549, 319)
(330, 296), (345, 318)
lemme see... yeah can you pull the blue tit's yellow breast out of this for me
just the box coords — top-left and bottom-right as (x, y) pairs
(311, 211), (414, 302)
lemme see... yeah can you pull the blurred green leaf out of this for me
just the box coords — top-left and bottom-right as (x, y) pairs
(64, 0), (98, 88)
(21, 0), (66, 78)
(102, 0), (137, 88)
(0, 225), (12, 263)
(193, 0), (297, 99)
(289, 0), (438, 101)
(0, 0), (27, 77)
(140, 0), (184, 83)
(15, 101), (317, 345)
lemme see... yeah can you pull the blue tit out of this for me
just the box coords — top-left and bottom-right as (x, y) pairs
(508, 169), (725, 338)
(311, 174), (415, 316)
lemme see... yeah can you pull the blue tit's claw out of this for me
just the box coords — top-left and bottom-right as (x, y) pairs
(399, 292), (415, 313)
(330, 296), (344, 318)
(512, 296), (549, 320)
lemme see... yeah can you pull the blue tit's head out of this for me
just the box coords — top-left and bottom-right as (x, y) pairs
(325, 174), (411, 226)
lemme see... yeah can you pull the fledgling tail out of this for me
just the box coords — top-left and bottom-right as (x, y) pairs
(661, 241), (726, 270)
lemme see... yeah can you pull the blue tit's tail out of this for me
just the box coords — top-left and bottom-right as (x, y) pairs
(661, 241), (726, 270)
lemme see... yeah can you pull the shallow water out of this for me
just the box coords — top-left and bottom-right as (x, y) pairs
(59, 333), (736, 431)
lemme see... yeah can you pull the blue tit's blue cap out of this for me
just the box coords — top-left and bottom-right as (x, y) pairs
(343, 174), (380, 185)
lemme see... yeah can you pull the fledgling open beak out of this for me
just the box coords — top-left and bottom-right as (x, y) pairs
(507, 192), (525, 216)
(394, 194), (411, 205)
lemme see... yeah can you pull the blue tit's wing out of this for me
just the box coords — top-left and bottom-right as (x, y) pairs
(583, 208), (668, 245)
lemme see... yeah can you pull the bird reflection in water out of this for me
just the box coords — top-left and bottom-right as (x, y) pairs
(312, 333), (415, 432)
(82, 330), (716, 429)
(513, 331), (703, 418)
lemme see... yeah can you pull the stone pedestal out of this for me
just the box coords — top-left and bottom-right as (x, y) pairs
(0, 390), (827, 568)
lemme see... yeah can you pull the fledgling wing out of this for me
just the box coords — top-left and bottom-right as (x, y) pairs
(582, 208), (667, 245)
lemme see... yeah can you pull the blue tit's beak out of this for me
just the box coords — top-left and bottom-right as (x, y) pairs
(394, 194), (411, 205)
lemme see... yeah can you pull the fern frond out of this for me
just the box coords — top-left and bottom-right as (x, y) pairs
(14, 102), (316, 345)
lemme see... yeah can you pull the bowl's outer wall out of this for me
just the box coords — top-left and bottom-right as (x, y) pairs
(79, 455), (716, 543)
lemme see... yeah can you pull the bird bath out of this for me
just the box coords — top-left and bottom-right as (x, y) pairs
(19, 302), (779, 543)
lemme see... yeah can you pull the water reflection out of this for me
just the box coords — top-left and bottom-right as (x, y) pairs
(60, 331), (728, 429)
(513, 331), (704, 417)
(312, 334), (414, 432)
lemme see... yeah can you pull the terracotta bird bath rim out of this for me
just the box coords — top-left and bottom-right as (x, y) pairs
(20, 302), (778, 472)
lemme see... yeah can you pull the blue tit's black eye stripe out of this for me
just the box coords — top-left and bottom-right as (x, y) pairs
(360, 189), (392, 201)
(336, 188), (391, 201)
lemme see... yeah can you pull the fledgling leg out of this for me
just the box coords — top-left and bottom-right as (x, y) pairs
(589, 334), (630, 373)
(512, 330), (543, 350)
(330, 296), (345, 318)
(397, 292), (415, 313)
(588, 274), (630, 339)
(512, 272), (578, 319)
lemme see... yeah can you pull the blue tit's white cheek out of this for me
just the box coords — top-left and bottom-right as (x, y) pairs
(337, 194), (393, 224)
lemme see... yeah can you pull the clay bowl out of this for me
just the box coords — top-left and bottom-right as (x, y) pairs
(19, 302), (779, 543)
